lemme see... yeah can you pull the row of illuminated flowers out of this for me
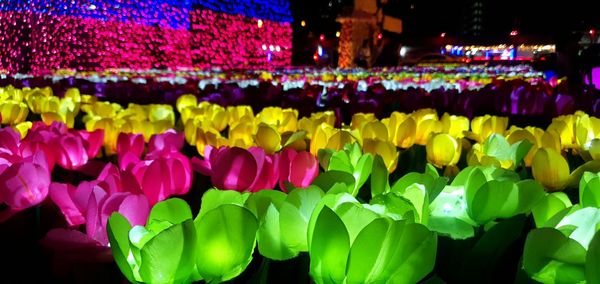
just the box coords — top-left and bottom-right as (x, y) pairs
(30, 65), (545, 87)
(2, 119), (599, 283)
(2, 86), (600, 282)
(1, 85), (598, 192)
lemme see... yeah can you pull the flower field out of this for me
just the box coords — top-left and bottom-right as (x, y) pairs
(1, 67), (600, 283)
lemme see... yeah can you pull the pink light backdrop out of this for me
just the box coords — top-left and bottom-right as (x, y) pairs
(0, 9), (291, 73)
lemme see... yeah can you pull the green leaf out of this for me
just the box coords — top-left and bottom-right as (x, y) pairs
(514, 180), (546, 214)
(139, 219), (197, 283)
(244, 190), (287, 221)
(429, 185), (476, 239)
(280, 187), (325, 252)
(307, 193), (358, 248)
(371, 155), (390, 197)
(482, 134), (511, 161)
(402, 183), (430, 224)
(346, 219), (437, 284)
(554, 207), (600, 249)
(586, 231), (600, 283)
(317, 148), (335, 170)
(197, 189), (250, 220)
(523, 228), (587, 284)
(335, 202), (381, 243)
(147, 198), (193, 227)
(370, 193), (419, 222)
(328, 150), (353, 173)
(425, 163), (440, 178)
(464, 168), (488, 208)
(353, 154), (374, 195)
(531, 192), (573, 227)
(195, 204), (259, 283)
(311, 170), (355, 194)
(309, 206), (350, 284)
(107, 213), (137, 283)
(510, 140), (533, 167)
(256, 203), (297, 260)
(568, 160), (600, 189)
(386, 223), (438, 284)
(580, 172), (600, 208)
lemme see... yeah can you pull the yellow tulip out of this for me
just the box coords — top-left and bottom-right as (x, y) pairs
(255, 123), (282, 154)
(361, 120), (388, 141)
(256, 107), (298, 133)
(351, 113), (377, 130)
(310, 124), (355, 155)
(441, 113), (470, 138)
(547, 119), (575, 149)
(64, 88), (81, 103)
(196, 128), (228, 156)
(414, 118), (442, 145)
(426, 133), (461, 168)
(298, 111), (336, 139)
(0, 100), (29, 125)
(382, 112), (408, 141)
(176, 94), (198, 113)
(148, 104), (175, 127)
(362, 138), (399, 172)
(468, 115), (509, 142)
(227, 105), (254, 125)
(229, 122), (256, 149)
(532, 148), (570, 192)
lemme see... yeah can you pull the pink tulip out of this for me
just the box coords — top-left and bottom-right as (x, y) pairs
(129, 151), (192, 205)
(191, 146), (278, 192)
(50, 133), (89, 169)
(0, 127), (20, 156)
(117, 132), (145, 164)
(0, 152), (51, 220)
(148, 129), (184, 153)
(276, 148), (319, 191)
(49, 163), (149, 246)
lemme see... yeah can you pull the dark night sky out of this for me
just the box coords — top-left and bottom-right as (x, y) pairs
(290, 0), (599, 42)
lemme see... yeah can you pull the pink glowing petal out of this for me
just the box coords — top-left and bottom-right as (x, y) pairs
(52, 135), (88, 170)
(85, 191), (107, 245)
(19, 141), (56, 171)
(116, 194), (149, 227)
(0, 127), (20, 155)
(212, 147), (257, 191)
(289, 151), (319, 189)
(276, 148), (297, 190)
(148, 129), (184, 153)
(121, 169), (143, 194)
(73, 181), (107, 217)
(119, 151), (142, 172)
(142, 159), (170, 205)
(49, 182), (85, 226)
(76, 129), (104, 158)
(247, 147), (278, 191)
(0, 161), (50, 210)
(191, 156), (212, 176)
(166, 152), (192, 195)
(117, 132), (145, 159)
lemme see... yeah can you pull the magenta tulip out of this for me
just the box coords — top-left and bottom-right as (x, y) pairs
(192, 146), (279, 192)
(0, 152), (51, 221)
(129, 151), (192, 205)
(276, 148), (319, 191)
(117, 132), (145, 163)
(148, 129), (184, 153)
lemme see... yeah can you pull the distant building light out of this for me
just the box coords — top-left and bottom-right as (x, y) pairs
(377, 33), (383, 40)
(590, 29), (596, 35)
(510, 30), (518, 36)
(301, 20), (306, 27)
(336, 31), (341, 38)
(320, 34), (325, 41)
(440, 32), (446, 38)
(262, 44), (267, 51)
(257, 20), (263, 28)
